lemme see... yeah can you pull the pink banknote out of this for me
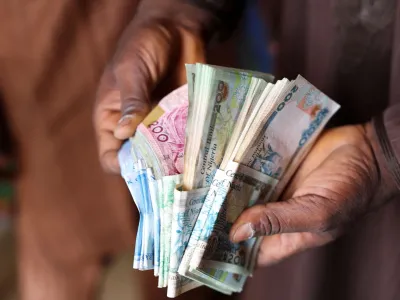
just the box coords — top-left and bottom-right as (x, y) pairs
(137, 85), (188, 175)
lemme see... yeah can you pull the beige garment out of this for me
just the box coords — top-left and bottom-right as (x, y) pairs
(0, 1), (217, 299)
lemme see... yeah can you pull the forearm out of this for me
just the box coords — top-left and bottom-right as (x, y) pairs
(134, 0), (246, 43)
(366, 104), (400, 202)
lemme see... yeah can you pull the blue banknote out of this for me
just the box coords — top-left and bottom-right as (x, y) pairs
(147, 168), (161, 275)
(137, 159), (154, 270)
(118, 141), (144, 269)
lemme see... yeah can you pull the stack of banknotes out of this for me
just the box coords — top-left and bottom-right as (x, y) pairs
(118, 64), (340, 297)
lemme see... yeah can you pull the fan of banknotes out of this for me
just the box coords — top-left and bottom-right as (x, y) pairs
(118, 63), (340, 297)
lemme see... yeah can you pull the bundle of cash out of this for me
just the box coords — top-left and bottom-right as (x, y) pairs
(118, 64), (340, 297)
(119, 85), (188, 276)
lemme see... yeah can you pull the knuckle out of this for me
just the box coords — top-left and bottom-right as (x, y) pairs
(115, 24), (169, 69)
(305, 195), (335, 232)
(121, 100), (150, 117)
(258, 208), (283, 235)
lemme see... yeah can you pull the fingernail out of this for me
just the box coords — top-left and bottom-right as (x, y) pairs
(232, 223), (255, 243)
(118, 115), (133, 127)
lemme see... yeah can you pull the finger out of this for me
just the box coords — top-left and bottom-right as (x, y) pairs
(96, 96), (123, 173)
(98, 128), (122, 173)
(97, 110), (122, 173)
(114, 114), (146, 140)
(230, 195), (337, 243)
(94, 69), (123, 173)
(256, 231), (337, 267)
(113, 22), (179, 139)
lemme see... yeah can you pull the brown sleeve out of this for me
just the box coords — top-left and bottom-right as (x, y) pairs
(134, 0), (246, 43)
(367, 104), (400, 201)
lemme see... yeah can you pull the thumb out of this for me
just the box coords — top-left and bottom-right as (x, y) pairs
(230, 195), (336, 243)
(113, 23), (179, 140)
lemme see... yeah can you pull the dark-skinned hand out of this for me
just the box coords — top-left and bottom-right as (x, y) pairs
(94, 2), (206, 173)
(230, 124), (387, 266)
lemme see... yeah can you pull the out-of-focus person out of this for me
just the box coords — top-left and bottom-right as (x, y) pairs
(0, 0), (217, 299)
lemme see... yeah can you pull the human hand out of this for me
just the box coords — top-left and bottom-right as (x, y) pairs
(230, 124), (387, 266)
(94, 2), (207, 173)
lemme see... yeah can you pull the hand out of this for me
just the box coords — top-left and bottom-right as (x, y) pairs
(230, 124), (385, 266)
(94, 5), (206, 173)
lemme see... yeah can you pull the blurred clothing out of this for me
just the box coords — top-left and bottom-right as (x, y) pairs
(240, 1), (400, 300)
(0, 1), (137, 299)
(0, 1), (215, 300)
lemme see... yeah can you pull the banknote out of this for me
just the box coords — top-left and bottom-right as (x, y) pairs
(119, 85), (189, 273)
(220, 78), (270, 168)
(119, 140), (141, 211)
(167, 186), (209, 297)
(134, 89), (188, 177)
(180, 65), (275, 282)
(183, 64), (274, 190)
(183, 80), (284, 274)
(189, 265), (247, 293)
(137, 159), (155, 270)
(147, 168), (161, 276)
(189, 76), (340, 275)
(185, 64), (196, 140)
(118, 142), (145, 269)
(158, 179), (165, 286)
(160, 174), (182, 287)
(136, 99), (188, 271)
(118, 64), (341, 297)
(129, 87), (190, 282)
(189, 163), (276, 274)
(177, 178), (246, 292)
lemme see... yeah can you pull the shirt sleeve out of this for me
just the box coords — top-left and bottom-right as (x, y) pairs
(368, 104), (400, 201)
(134, 0), (246, 43)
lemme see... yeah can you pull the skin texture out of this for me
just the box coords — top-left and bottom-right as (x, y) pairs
(94, 14), (206, 173)
(229, 124), (387, 266)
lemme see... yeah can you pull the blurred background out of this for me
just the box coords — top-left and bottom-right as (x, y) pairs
(0, 1), (272, 299)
